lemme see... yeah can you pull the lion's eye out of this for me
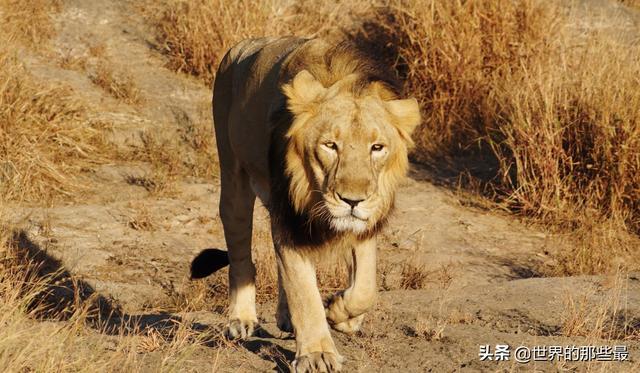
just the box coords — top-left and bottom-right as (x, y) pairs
(324, 141), (338, 150)
(371, 144), (384, 152)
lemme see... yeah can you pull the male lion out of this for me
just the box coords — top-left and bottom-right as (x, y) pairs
(195, 37), (420, 372)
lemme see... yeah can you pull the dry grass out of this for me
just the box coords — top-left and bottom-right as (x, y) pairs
(57, 47), (89, 71)
(149, 0), (369, 85)
(373, 0), (640, 273)
(0, 3), (226, 364)
(546, 218), (640, 276)
(91, 62), (142, 104)
(126, 202), (156, 231)
(0, 0), (61, 48)
(125, 173), (173, 196)
(0, 48), (111, 202)
(0, 1), (118, 204)
(446, 308), (475, 325)
(412, 316), (446, 341)
(88, 42), (107, 58)
(399, 262), (428, 290)
(178, 118), (220, 179)
(159, 271), (229, 313)
(402, 275), (452, 342)
(561, 272), (639, 342)
(126, 120), (219, 186)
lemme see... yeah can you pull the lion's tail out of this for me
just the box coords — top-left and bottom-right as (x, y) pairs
(190, 249), (230, 279)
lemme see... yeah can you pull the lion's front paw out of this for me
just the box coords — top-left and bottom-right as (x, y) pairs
(325, 291), (374, 334)
(293, 352), (343, 373)
(324, 292), (350, 325)
(224, 318), (259, 340)
(331, 313), (364, 334)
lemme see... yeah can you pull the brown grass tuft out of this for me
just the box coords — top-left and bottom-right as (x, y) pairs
(0, 0), (62, 48)
(125, 173), (171, 196)
(414, 316), (446, 341)
(561, 272), (639, 341)
(126, 202), (156, 231)
(158, 271), (228, 313)
(399, 262), (428, 290)
(0, 48), (110, 202)
(90, 62), (142, 104)
(126, 123), (219, 185)
(545, 218), (640, 276)
(57, 47), (89, 71)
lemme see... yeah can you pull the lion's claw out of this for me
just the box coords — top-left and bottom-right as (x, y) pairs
(225, 318), (259, 340)
(293, 352), (343, 373)
(330, 313), (364, 334)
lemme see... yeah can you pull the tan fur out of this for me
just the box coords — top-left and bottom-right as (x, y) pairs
(212, 37), (420, 373)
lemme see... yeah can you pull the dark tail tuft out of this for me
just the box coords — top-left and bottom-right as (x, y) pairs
(190, 248), (230, 280)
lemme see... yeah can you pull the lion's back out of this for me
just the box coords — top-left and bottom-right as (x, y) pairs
(212, 37), (307, 200)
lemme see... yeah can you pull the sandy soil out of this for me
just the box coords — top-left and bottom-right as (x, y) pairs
(7, 0), (640, 371)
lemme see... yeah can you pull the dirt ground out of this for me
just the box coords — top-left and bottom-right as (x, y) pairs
(6, 0), (640, 371)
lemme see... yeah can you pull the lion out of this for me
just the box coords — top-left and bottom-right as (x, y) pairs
(193, 36), (420, 372)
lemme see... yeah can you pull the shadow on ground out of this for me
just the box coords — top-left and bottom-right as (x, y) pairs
(10, 231), (210, 336)
(9, 230), (301, 369)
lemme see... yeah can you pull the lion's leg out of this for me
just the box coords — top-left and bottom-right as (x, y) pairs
(325, 237), (377, 333)
(219, 167), (258, 339)
(276, 246), (343, 372)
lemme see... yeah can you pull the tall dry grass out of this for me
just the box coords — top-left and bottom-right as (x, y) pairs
(150, 0), (368, 85)
(0, 0), (61, 48)
(561, 272), (639, 342)
(375, 0), (640, 273)
(0, 48), (111, 202)
(0, 0), (115, 203)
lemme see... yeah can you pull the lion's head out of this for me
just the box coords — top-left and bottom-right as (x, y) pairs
(281, 69), (421, 235)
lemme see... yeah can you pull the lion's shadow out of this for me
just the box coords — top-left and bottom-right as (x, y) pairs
(9, 231), (213, 337)
(9, 230), (298, 371)
(241, 337), (295, 372)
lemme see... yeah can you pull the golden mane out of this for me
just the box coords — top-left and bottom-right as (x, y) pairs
(268, 39), (420, 246)
(283, 39), (402, 99)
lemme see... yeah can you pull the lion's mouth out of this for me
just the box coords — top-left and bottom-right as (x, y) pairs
(329, 215), (369, 233)
(322, 198), (373, 232)
(350, 209), (369, 221)
(325, 204), (370, 219)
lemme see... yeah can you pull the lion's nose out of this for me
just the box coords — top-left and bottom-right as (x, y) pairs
(338, 194), (364, 208)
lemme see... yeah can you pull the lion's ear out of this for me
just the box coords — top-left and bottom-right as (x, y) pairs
(386, 98), (421, 147)
(282, 70), (326, 115)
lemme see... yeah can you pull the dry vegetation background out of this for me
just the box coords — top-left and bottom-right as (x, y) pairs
(1, 0), (639, 371)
